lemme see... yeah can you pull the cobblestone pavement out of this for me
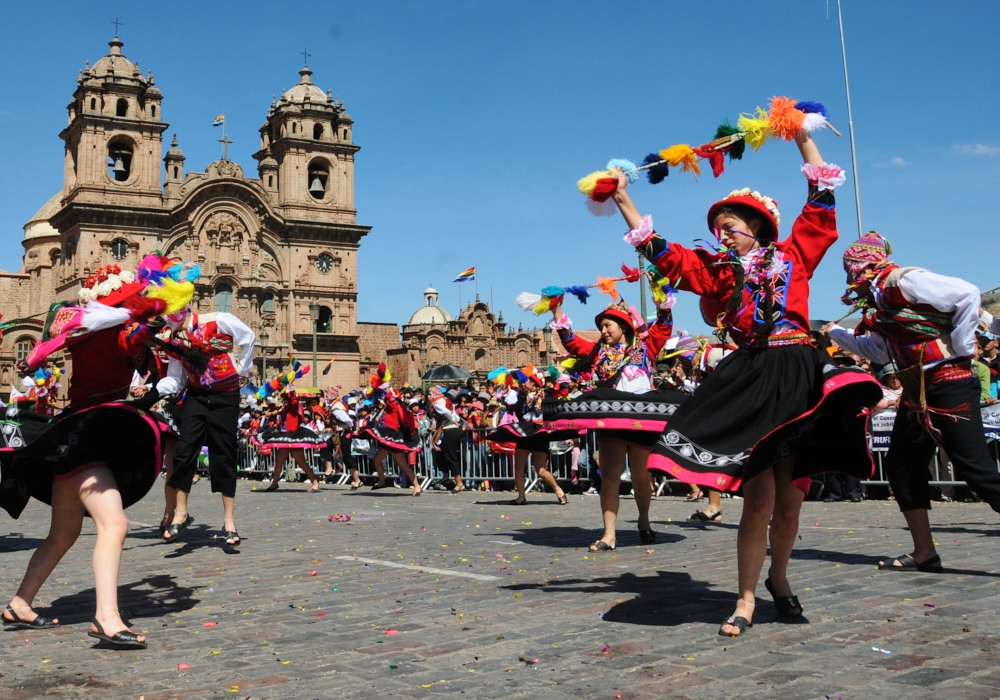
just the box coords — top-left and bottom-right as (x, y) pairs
(1, 479), (999, 699)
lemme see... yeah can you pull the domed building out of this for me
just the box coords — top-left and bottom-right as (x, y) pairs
(0, 34), (371, 394)
(408, 286), (453, 326)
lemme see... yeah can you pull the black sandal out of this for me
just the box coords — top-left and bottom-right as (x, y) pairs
(371, 483), (388, 491)
(507, 498), (527, 506)
(88, 619), (147, 649)
(264, 483), (279, 492)
(878, 553), (943, 572)
(639, 527), (656, 544)
(3, 605), (58, 630)
(223, 530), (241, 546)
(589, 540), (616, 552)
(162, 514), (193, 542)
(557, 493), (568, 505)
(718, 616), (752, 638)
(764, 578), (803, 617)
(687, 509), (721, 522)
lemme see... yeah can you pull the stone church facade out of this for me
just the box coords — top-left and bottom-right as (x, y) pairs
(0, 35), (370, 393)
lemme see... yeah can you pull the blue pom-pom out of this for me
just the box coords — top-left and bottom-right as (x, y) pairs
(487, 366), (507, 382)
(794, 101), (828, 118)
(564, 285), (590, 304)
(606, 158), (639, 185)
(641, 153), (669, 184)
(541, 285), (565, 298)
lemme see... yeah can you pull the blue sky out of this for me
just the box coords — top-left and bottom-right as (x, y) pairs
(2, 1), (997, 336)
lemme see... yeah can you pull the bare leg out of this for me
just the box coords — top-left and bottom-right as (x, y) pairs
(77, 467), (144, 642)
(592, 439), (626, 549)
(5, 478), (85, 625)
(161, 437), (177, 531)
(268, 449), (289, 489)
(391, 452), (422, 496)
(629, 446), (653, 530)
(512, 449), (529, 502)
(291, 449), (320, 490)
(165, 489), (190, 537)
(350, 467), (362, 488)
(767, 456), (805, 599)
(721, 461), (778, 636)
(373, 449), (388, 487)
(221, 494), (237, 542)
(532, 451), (565, 502)
(880, 509), (938, 567)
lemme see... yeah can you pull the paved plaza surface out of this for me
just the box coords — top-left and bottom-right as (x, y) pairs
(1, 480), (999, 700)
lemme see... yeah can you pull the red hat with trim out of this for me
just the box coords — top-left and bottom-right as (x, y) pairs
(707, 188), (780, 243)
(594, 307), (636, 332)
(78, 264), (147, 308)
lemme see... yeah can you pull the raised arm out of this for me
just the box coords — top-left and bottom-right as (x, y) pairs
(644, 303), (675, 357)
(550, 302), (596, 358)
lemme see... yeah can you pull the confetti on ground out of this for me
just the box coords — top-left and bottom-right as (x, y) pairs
(177, 664), (190, 670)
(384, 629), (399, 635)
(871, 647), (891, 654)
(203, 622), (217, 627)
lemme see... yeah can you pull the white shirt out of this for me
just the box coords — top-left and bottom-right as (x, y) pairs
(432, 397), (460, 426)
(980, 310), (1000, 336)
(829, 268), (979, 368)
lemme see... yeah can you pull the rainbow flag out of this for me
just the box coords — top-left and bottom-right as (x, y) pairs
(322, 354), (339, 375)
(453, 266), (476, 283)
(213, 113), (225, 127)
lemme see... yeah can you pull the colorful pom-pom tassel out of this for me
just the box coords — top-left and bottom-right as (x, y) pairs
(737, 108), (771, 151)
(541, 286), (564, 298)
(589, 177), (619, 202)
(516, 292), (542, 312)
(714, 120), (746, 161)
(577, 169), (615, 196)
(585, 198), (618, 217)
(641, 153), (669, 184)
(658, 144), (702, 176)
(692, 146), (726, 178)
(564, 285), (590, 304)
(767, 96), (806, 141)
(606, 159), (639, 185)
(794, 101), (829, 118)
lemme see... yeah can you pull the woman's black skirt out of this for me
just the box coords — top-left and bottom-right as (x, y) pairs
(255, 427), (326, 450)
(646, 344), (882, 492)
(485, 421), (578, 453)
(542, 387), (686, 449)
(0, 403), (165, 519)
(362, 425), (420, 454)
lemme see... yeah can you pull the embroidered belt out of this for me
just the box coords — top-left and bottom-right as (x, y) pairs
(926, 360), (973, 383)
(190, 374), (243, 393)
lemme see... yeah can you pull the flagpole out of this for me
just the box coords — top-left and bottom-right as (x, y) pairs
(837, 0), (863, 238)
(458, 283), (462, 318)
(475, 267), (479, 301)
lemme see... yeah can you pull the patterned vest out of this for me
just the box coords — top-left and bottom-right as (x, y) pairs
(171, 313), (242, 391)
(859, 266), (958, 370)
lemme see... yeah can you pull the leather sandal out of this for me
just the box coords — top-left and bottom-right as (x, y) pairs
(639, 526), (656, 544)
(507, 498), (527, 505)
(687, 509), (722, 522)
(764, 577), (803, 617)
(718, 615), (752, 638)
(878, 553), (943, 572)
(589, 539), (616, 552)
(162, 515), (193, 542)
(88, 619), (146, 649)
(223, 530), (241, 546)
(3, 605), (58, 630)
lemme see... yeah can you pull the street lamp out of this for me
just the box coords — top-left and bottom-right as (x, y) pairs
(418, 346), (428, 389)
(260, 330), (269, 380)
(542, 323), (553, 368)
(308, 300), (320, 388)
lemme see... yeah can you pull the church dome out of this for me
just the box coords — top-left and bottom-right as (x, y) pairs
(284, 66), (328, 104)
(408, 285), (453, 325)
(24, 193), (62, 240)
(89, 36), (147, 86)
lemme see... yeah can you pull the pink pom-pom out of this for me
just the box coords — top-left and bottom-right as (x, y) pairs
(549, 315), (572, 331)
(624, 215), (654, 246)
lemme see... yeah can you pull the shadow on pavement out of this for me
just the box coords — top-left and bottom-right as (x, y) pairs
(483, 525), (686, 549)
(48, 574), (200, 625)
(0, 533), (46, 552)
(502, 570), (806, 628)
(151, 523), (243, 558)
(791, 546), (1000, 577)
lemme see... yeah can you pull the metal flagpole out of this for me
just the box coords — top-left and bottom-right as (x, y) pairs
(837, 0), (863, 238)
(638, 251), (648, 320)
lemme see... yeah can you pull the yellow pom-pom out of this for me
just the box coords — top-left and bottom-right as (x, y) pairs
(145, 279), (195, 314)
(658, 145), (702, 176)
(533, 297), (552, 315)
(737, 108), (771, 151)
(577, 169), (615, 196)
(383, 369), (391, 383)
(559, 358), (577, 371)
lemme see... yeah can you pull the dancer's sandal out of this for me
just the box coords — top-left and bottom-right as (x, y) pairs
(308, 483), (320, 492)
(162, 514), (193, 542)
(88, 619), (147, 649)
(687, 509), (721, 522)
(683, 492), (704, 502)
(452, 485), (468, 493)
(764, 577), (803, 617)
(639, 526), (656, 544)
(371, 482), (388, 491)
(349, 482), (362, 490)
(264, 483), (279, 492)
(557, 493), (568, 505)
(223, 531), (241, 546)
(507, 498), (527, 506)
(589, 540), (616, 552)
(3, 605), (58, 630)
(877, 553), (943, 573)
(718, 616), (752, 638)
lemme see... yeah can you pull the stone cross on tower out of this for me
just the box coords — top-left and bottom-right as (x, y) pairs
(218, 134), (233, 161)
(300, 47), (311, 65)
(110, 16), (124, 35)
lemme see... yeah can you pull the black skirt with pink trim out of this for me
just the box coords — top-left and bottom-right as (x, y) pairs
(362, 425), (420, 454)
(486, 421), (564, 453)
(0, 402), (165, 519)
(542, 387), (687, 448)
(646, 344), (882, 492)
(255, 427), (326, 450)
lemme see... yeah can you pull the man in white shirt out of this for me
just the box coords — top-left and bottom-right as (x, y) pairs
(824, 232), (1000, 573)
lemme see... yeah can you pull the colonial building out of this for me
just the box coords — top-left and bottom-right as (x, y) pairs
(0, 34), (370, 394)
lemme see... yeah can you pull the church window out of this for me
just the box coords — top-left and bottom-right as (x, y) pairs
(313, 124), (323, 140)
(214, 283), (233, 314)
(151, 105), (156, 118)
(116, 98), (128, 117)
(262, 293), (274, 313)
(292, 122), (298, 134)
(173, 166), (179, 179)
(90, 98), (96, 111)
(107, 140), (133, 182)
(317, 306), (332, 333)
(109, 239), (130, 261)
(15, 338), (34, 363)
(268, 175), (274, 188)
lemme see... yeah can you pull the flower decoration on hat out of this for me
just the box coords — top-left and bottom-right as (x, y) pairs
(576, 96), (843, 216)
(78, 264), (137, 303)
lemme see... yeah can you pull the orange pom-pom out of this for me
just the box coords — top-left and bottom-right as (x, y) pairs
(767, 96), (806, 141)
(658, 144), (702, 177)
